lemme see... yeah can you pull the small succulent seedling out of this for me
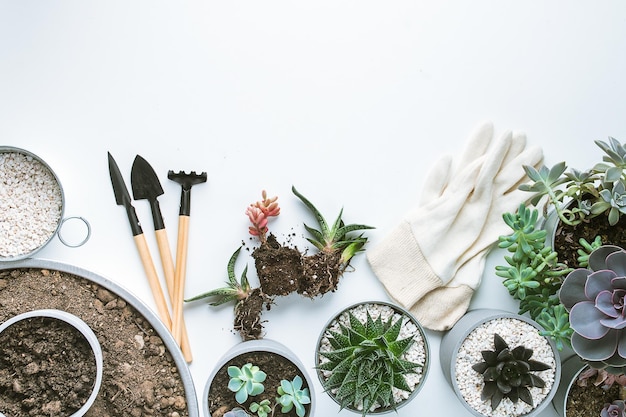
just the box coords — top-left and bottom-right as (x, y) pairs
(246, 190), (280, 244)
(472, 333), (550, 410)
(317, 309), (421, 416)
(276, 375), (311, 417)
(292, 186), (374, 268)
(228, 363), (267, 404)
(249, 399), (272, 417)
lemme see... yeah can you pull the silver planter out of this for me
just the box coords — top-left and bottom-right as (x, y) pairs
(315, 300), (430, 415)
(203, 338), (316, 417)
(440, 308), (561, 417)
(551, 355), (588, 417)
(0, 258), (199, 417)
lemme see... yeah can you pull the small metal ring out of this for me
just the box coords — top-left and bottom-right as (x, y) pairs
(57, 216), (91, 248)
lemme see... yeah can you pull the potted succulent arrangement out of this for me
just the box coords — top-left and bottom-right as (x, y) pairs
(494, 136), (626, 416)
(315, 301), (429, 416)
(186, 186), (374, 340)
(203, 339), (315, 417)
(440, 309), (560, 417)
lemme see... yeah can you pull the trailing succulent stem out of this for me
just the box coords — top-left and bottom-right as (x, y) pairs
(317, 309), (421, 416)
(496, 204), (573, 350)
(472, 333), (550, 411)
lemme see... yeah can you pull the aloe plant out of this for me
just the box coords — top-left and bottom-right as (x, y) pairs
(185, 247), (251, 305)
(292, 186), (374, 268)
(317, 307), (422, 415)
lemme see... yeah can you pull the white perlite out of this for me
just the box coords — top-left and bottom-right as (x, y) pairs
(0, 152), (63, 258)
(455, 317), (556, 417)
(318, 303), (427, 412)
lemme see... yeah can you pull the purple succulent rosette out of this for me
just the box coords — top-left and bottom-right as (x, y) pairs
(560, 245), (626, 371)
(601, 400), (626, 417)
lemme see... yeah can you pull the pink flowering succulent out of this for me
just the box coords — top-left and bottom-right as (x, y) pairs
(560, 245), (626, 371)
(245, 190), (280, 243)
(601, 400), (626, 417)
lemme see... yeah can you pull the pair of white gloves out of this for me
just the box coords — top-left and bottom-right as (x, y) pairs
(367, 122), (543, 331)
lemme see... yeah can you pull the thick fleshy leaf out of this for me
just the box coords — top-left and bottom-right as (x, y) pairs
(613, 277), (626, 291)
(589, 246), (623, 271)
(586, 270), (617, 300)
(605, 250), (626, 277)
(560, 269), (592, 309)
(481, 381), (497, 401)
(569, 302), (611, 339)
(518, 386), (533, 406)
(618, 329), (626, 360)
(596, 290), (621, 318)
(600, 314), (626, 330)
(571, 329), (618, 361)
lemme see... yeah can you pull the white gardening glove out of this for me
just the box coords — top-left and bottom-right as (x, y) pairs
(367, 122), (543, 330)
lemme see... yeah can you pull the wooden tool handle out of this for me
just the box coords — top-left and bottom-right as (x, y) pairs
(172, 215), (190, 347)
(155, 228), (193, 363)
(133, 234), (172, 330)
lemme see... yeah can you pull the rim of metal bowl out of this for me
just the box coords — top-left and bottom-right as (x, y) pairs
(0, 146), (66, 261)
(0, 258), (199, 416)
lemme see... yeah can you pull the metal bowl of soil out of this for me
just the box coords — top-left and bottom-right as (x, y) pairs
(0, 146), (66, 261)
(0, 308), (104, 417)
(0, 258), (199, 416)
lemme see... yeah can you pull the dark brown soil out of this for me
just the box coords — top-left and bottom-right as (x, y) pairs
(0, 268), (190, 417)
(566, 382), (620, 417)
(233, 288), (270, 341)
(553, 214), (626, 268)
(233, 233), (344, 341)
(251, 235), (303, 297)
(207, 350), (310, 417)
(0, 316), (97, 416)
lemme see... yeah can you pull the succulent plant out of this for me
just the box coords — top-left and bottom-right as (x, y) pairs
(496, 204), (573, 349)
(249, 399), (272, 417)
(317, 308), (421, 416)
(559, 245), (626, 372)
(601, 400), (626, 417)
(471, 333), (550, 411)
(228, 363), (267, 404)
(520, 137), (626, 226)
(246, 190), (280, 244)
(185, 247), (251, 306)
(292, 186), (374, 268)
(276, 375), (311, 417)
(224, 408), (251, 417)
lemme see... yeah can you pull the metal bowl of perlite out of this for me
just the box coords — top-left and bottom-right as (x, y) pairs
(0, 146), (67, 261)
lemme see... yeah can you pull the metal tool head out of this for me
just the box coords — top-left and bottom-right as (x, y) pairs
(131, 155), (164, 201)
(167, 170), (207, 216)
(167, 170), (207, 189)
(108, 152), (132, 207)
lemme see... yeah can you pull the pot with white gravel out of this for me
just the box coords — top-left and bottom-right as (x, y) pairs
(0, 146), (90, 261)
(440, 309), (560, 417)
(315, 301), (429, 416)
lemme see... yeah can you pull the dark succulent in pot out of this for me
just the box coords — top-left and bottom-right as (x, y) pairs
(472, 333), (551, 411)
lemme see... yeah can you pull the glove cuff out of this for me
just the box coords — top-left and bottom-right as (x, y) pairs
(367, 221), (443, 308)
(409, 284), (474, 331)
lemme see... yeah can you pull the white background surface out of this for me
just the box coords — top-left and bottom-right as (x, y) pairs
(2, 2), (626, 416)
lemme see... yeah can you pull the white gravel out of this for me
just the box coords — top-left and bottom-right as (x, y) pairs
(0, 151), (63, 258)
(317, 302), (427, 412)
(454, 317), (556, 417)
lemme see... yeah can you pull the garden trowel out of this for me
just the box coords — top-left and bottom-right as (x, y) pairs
(131, 155), (193, 363)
